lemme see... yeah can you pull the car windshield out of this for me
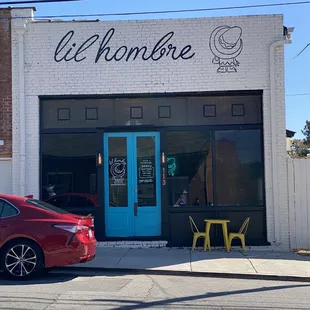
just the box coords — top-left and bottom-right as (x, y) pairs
(26, 199), (70, 214)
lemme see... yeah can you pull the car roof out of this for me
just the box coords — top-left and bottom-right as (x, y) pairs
(0, 194), (27, 203)
(0, 194), (77, 217)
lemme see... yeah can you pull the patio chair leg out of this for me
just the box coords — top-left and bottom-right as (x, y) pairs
(240, 235), (246, 253)
(192, 235), (198, 251)
(227, 235), (233, 252)
(203, 236), (209, 251)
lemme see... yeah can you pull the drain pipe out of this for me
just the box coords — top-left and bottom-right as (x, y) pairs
(11, 9), (34, 197)
(12, 13), (29, 197)
(18, 30), (26, 197)
(269, 28), (293, 245)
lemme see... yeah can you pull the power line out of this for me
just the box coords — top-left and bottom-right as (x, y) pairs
(3, 1), (310, 19)
(0, 0), (79, 4)
(290, 43), (310, 61)
(0, 2), (307, 97)
(286, 93), (310, 96)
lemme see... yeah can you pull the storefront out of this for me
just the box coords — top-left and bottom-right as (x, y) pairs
(11, 8), (293, 249)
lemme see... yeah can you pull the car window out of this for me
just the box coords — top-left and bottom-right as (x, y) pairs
(68, 196), (88, 208)
(0, 201), (4, 216)
(26, 199), (69, 214)
(0, 200), (19, 218)
(48, 196), (69, 209)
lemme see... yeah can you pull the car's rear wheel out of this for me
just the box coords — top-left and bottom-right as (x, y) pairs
(0, 239), (44, 280)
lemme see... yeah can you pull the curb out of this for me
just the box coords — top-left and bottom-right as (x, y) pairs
(53, 266), (310, 283)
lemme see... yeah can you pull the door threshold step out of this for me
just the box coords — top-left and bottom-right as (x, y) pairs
(97, 241), (168, 248)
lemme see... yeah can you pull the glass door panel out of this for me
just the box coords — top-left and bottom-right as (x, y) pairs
(104, 133), (133, 237)
(133, 132), (161, 237)
(108, 137), (128, 208)
(136, 136), (157, 207)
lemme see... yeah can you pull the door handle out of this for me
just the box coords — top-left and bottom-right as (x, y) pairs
(134, 202), (138, 216)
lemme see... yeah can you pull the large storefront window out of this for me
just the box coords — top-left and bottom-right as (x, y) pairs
(215, 129), (264, 206)
(40, 133), (97, 215)
(167, 131), (213, 207)
(166, 129), (264, 207)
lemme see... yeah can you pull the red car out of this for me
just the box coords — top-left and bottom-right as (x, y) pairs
(0, 194), (96, 280)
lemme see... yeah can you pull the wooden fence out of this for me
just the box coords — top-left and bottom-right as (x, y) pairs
(288, 158), (310, 250)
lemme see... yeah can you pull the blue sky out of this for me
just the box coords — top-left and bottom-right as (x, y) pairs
(4, 0), (310, 138)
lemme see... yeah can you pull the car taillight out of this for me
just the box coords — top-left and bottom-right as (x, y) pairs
(88, 228), (94, 239)
(53, 224), (88, 234)
(53, 224), (93, 240)
(86, 215), (95, 227)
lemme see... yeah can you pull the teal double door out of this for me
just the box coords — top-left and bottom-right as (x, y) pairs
(104, 132), (161, 237)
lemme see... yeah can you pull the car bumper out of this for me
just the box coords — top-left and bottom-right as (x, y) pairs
(78, 239), (97, 263)
(45, 238), (97, 268)
(79, 253), (96, 263)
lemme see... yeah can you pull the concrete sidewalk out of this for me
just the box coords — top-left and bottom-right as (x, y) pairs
(61, 246), (310, 281)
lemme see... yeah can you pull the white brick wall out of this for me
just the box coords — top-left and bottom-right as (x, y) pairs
(22, 17), (275, 94)
(11, 10), (290, 249)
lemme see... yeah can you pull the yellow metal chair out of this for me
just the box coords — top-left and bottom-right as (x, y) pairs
(227, 217), (250, 253)
(189, 216), (209, 251)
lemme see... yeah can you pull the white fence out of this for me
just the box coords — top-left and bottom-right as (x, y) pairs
(0, 158), (12, 194)
(288, 158), (310, 249)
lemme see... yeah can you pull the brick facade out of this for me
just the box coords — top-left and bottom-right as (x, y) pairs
(0, 9), (12, 158)
(11, 9), (291, 249)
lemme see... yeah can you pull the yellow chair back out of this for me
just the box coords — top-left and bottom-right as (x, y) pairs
(189, 216), (200, 233)
(239, 217), (250, 235)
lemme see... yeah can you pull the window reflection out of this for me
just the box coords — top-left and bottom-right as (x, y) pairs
(167, 131), (213, 207)
(136, 136), (157, 207)
(108, 137), (128, 207)
(215, 130), (264, 206)
(40, 133), (98, 215)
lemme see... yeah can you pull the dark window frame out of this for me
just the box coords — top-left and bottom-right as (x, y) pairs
(57, 108), (70, 121)
(164, 125), (265, 208)
(213, 128), (264, 207)
(166, 129), (213, 208)
(39, 132), (98, 212)
(158, 106), (171, 119)
(130, 106), (143, 119)
(203, 104), (216, 117)
(39, 125), (265, 209)
(232, 104), (245, 117)
(39, 91), (264, 209)
(85, 107), (98, 120)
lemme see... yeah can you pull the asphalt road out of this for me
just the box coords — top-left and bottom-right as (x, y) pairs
(0, 270), (310, 309)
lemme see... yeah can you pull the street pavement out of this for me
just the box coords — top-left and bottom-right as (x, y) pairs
(1, 270), (310, 309)
(64, 247), (310, 280)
